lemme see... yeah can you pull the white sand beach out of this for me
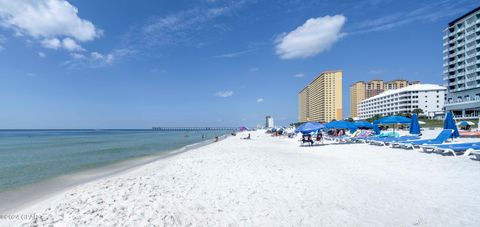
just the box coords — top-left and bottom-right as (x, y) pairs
(3, 130), (480, 226)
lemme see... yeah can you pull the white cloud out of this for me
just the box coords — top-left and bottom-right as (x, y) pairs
(124, 1), (250, 50)
(91, 52), (114, 64)
(0, 35), (5, 51)
(256, 98), (264, 103)
(41, 38), (61, 49)
(352, 1), (474, 34)
(214, 91), (234, 98)
(41, 37), (84, 51)
(275, 15), (346, 59)
(62, 37), (83, 51)
(294, 73), (305, 78)
(214, 49), (254, 58)
(38, 51), (45, 58)
(65, 48), (135, 68)
(70, 52), (85, 59)
(0, 0), (101, 41)
(0, 0), (101, 52)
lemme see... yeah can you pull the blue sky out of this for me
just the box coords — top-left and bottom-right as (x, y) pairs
(0, 0), (478, 129)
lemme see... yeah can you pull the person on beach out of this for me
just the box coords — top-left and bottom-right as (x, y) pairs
(214, 136), (219, 142)
(242, 133), (251, 140)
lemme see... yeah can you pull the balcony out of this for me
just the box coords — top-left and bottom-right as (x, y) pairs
(445, 97), (480, 106)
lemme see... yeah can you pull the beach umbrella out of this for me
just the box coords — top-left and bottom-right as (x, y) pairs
(325, 120), (357, 132)
(443, 112), (459, 138)
(373, 123), (380, 135)
(353, 121), (373, 129)
(375, 115), (411, 135)
(295, 122), (325, 134)
(457, 121), (475, 126)
(375, 116), (411, 124)
(409, 114), (421, 135)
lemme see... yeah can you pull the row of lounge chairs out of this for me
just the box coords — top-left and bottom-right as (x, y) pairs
(364, 129), (480, 159)
(299, 129), (480, 160)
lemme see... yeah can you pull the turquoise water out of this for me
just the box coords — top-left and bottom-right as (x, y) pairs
(0, 130), (229, 193)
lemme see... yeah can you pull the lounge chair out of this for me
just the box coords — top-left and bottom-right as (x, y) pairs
(370, 135), (421, 146)
(436, 143), (480, 156)
(349, 131), (373, 143)
(395, 129), (454, 149)
(468, 150), (480, 160)
(420, 142), (479, 154)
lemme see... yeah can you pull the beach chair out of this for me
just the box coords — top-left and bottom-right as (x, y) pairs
(348, 131), (373, 143)
(433, 143), (480, 156)
(420, 142), (478, 153)
(371, 135), (421, 146)
(301, 137), (314, 146)
(468, 150), (480, 160)
(396, 129), (454, 150)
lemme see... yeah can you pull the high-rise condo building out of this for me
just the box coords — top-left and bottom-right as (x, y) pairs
(443, 7), (480, 119)
(298, 70), (342, 122)
(350, 79), (419, 118)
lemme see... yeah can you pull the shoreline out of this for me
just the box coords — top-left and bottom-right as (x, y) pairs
(0, 134), (227, 213)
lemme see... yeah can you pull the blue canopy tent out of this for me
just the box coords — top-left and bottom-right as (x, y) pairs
(295, 122), (325, 134)
(409, 114), (421, 135)
(444, 112), (459, 139)
(375, 115), (411, 136)
(354, 121), (373, 129)
(325, 120), (357, 133)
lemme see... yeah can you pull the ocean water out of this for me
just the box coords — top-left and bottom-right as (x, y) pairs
(0, 129), (230, 193)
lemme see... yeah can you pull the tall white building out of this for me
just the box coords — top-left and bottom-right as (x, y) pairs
(443, 7), (480, 119)
(358, 84), (446, 120)
(265, 116), (274, 128)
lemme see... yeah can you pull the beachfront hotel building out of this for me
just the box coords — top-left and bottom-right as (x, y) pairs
(298, 70), (342, 122)
(443, 7), (480, 119)
(350, 79), (419, 118)
(357, 84), (446, 120)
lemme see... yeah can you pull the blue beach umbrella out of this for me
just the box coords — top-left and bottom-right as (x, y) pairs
(457, 121), (474, 127)
(375, 116), (411, 124)
(325, 120), (357, 132)
(409, 114), (421, 135)
(354, 121), (373, 129)
(373, 123), (380, 135)
(295, 122), (325, 134)
(375, 115), (411, 135)
(444, 112), (459, 138)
